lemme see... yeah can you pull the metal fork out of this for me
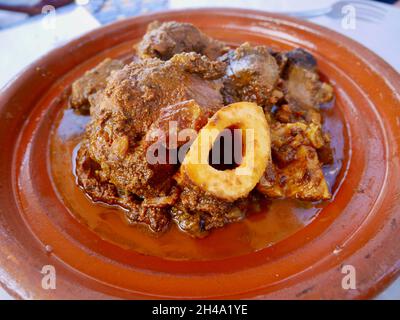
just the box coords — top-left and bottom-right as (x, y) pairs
(285, 0), (386, 23)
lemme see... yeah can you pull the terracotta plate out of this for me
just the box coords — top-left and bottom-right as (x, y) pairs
(1, 9), (400, 299)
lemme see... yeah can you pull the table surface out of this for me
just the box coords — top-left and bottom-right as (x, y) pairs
(0, 0), (399, 300)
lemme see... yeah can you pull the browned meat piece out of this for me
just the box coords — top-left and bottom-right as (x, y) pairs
(138, 21), (228, 60)
(317, 138), (334, 165)
(268, 48), (334, 171)
(75, 53), (226, 232)
(72, 27), (335, 236)
(257, 122), (331, 201)
(286, 48), (317, 70)
(70, 58), (124, 114)
(220, 43), (280, 107)
(171, 172), (258, 237)
(76, 143), (171, 231)
(277, 48), (334, 124)
(271, 50), (288, 72)
(144, 99), (208, 152)
(273, 104), (304, 123)
(171, 188), (239, 237)
(258, 145), (330, 201)
(90, 53), (224, 138)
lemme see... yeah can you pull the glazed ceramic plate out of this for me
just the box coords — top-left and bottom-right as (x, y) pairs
(1, 9), (400, 299)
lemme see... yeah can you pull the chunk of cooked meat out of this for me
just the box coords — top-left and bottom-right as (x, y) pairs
(75, 53), (226, 231)
(70, 58), (124, 114)
(279, 48), (334, 123)
(220, 43), (280, 107)
(171, 172), (262, 237)
(138, 21), (228, 60)
(257, 122), (331, 201)
(75, 143), (172, 231)
(144, 99), (208, 149)
(90, 53), (225, 138)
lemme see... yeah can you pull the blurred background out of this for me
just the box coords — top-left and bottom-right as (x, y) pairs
(0, 0), (399, 300)
(0, 0), (399, 89)
(0, 0), (399, 28)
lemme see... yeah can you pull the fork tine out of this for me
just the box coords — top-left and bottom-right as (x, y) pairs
(355, 7), (386, 19)
(356, 15), (378, 23)
(349, 0), (387, 13)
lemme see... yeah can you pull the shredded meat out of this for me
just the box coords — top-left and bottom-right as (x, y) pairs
(257, 122), (331, 201)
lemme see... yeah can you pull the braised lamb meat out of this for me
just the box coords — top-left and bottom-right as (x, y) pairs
(257, 122), (330, 200)
(171, 180), (246, 236)
(285, 48), (333, 108)
(75, 52), (226, 232)
(217, 45), (333, 201)
(138, 21), (228, 60)
(256, 49), (334, 200)
(71, 21), (335, 237)
(220, 43), (280, 107)
(275, 48), (334, 124)
(70, 58), (124, 114)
